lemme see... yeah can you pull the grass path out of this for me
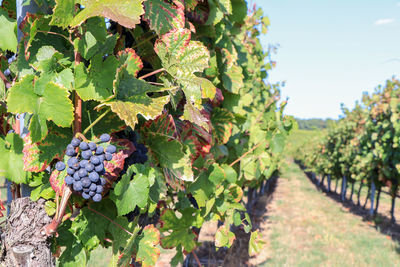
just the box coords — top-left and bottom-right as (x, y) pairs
(255, 159), (400, 266)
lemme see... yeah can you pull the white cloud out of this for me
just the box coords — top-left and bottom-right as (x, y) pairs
(374, 18), (395, 25)
(397, 2), (400, 6)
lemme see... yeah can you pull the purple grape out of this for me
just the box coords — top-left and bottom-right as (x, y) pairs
(73, 172), (80, 181)
(66, 148), (76, 157)
(67, 157), (78, 166)
(81, 150), (92, 160)
(82, 192), (90, 199)
(92, 194), (102, 202)
(83, 187), (90, 193)
(78, 169), (88, 177)
(95, 146), (104, 155)
(105, 153), (113, 161)
(79, 160), (89, 168)
(4, 69), (10, 76)
(100, 178), (107, 186)
(89, 172), (99, 182)
(55, 161), (66, 171)
(67, 168), (75, 175)
(88, 142), (97, 151)
(81, 177), (91, 187)
(71, 138), (81, 147)
(136, 143), (148, 154)
(100, 133), (111, 142)
(90, 156), (100, 165)
(65, 176), (73, 185)
(67, 144), (74, 150)
(73, 181), (83, 191)
(95, 163), (104, 173)
(96, 185), (103, 193)
(89, 183), (97, 191)
(80, 142), (89, 151)
(89, 191), (95, 196)
(85, 163), (95, 172)
(106, 145), (116, 154)
(72, 162), (80, 170)
(97, 154), (105, 162)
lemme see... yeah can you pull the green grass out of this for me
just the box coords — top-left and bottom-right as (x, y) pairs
(285, 129), (324, 156)
(259, 159), (400, 267)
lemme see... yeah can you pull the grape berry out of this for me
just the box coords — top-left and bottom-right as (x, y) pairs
(56, 134), (117, 202)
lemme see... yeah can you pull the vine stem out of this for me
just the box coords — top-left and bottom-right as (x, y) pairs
(87, 206), (134, 236)
(37, 30), (74, 45)
(83, 109), (111, 135)
(0, 70), (11, 89)
(74, 52), (82, 135)
(43, 187), (72, 236)
(138, 68), (165, 80)
(192, 251), (201, 267)
(131, 33), (156, 50)
(229, 142), (263, 167)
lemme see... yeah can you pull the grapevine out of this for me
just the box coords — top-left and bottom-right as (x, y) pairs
(0, 0), (295, 266)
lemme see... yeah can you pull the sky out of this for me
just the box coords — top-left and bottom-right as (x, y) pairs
(253, 0), (400, 119)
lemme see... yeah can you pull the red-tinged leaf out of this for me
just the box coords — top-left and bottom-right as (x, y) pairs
(211, 107), (234, 145)
(211, 88), (224, 107)
(1, 0), (16, 19)
(49, 169), (66, 196)
(19, 13), (50, 60)
(22, 134), (49, 172)
(70, 0), (145, 29)
(154, 28), (191, 60)
(184, 0), (199, 11)
(215, 225), (235, 248)
(103, 138), (135, 184)
(136, 225), (161, 267)
(117, 48), (143, 76)
(142, 113), (179, 140)
(143, 0), (185, 36)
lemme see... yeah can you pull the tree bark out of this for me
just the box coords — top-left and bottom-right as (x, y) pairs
(1, 198), (54, 267)
(357, 182), (363, 206)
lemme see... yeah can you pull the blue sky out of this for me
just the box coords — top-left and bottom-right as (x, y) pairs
(254, 0), (400, 119)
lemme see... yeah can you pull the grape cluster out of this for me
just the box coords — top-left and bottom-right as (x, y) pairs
(55, 133), (117, 202)
(4, 54), (17, 77)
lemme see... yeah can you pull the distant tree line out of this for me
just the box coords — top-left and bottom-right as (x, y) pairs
(295, 118), (335, 130)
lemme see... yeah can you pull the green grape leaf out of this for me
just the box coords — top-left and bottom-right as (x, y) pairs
(136, 225), (161, 267)
(220, 49), (244, 94)
(110, 164), (153, 216)
(105, 65), (170, 129)
(6, 75), (74, 142)
(50, 0), (76, 28)
(58, 242), (87, 267)
(81, 102), (125, 138)
(74, 17), (117, 60)
(143, 0), (184, 35)
(215, 225), (235, 248)
(160, 209), (197, 252)
(228, 0), (247, 23)
(74, 54), (118, 101)
(249, 230), (265, 256)
(143, 132), (194, 182)
(155, 28), (215, 128)
(108, 216), (136, 254)
(70, 0), (145, 28)
(0, 10), (17, 52)
(71, 200), (117, 251)
(0, 133), (27, 184)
